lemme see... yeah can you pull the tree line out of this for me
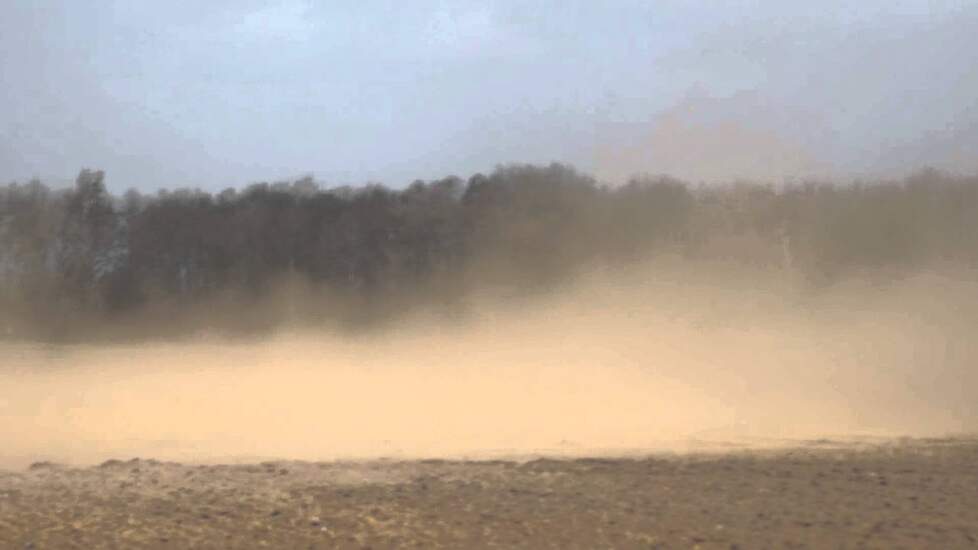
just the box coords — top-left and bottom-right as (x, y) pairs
(1, 163), (976, 340)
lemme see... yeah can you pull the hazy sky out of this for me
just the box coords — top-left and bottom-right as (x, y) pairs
(2, 1), (977, 191)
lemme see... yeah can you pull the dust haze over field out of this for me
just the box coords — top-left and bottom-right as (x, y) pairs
(3, 0), (978, 474)
(3, 144), (978, 474)
(3, 259), (977, 470)
(7, 5), (978, 549)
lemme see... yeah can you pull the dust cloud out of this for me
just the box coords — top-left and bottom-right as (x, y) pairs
(2, 261), (977, 470)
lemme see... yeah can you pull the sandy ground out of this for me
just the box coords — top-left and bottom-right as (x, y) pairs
(1, 437), (977, 549)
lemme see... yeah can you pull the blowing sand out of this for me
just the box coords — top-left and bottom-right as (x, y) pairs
(1, 263), (977, 547)
(2, 264), (976, 469)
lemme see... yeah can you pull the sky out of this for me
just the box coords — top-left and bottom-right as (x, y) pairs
(1, 1), (977, 192)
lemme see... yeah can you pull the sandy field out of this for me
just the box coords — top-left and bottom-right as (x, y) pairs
(1, 437), (976, 549)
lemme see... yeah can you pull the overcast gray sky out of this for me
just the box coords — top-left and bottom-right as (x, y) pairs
(2, 1), (977, 191)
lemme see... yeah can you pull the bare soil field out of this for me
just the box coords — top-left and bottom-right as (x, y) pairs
(2, 437), (977, 549)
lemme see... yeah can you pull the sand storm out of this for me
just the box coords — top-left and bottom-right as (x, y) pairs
(2, 263), (976, 469)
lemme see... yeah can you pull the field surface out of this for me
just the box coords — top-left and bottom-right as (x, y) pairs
(1, 438), (977, 549)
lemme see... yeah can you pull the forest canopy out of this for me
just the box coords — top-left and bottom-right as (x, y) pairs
(2, 164), (976, 340)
